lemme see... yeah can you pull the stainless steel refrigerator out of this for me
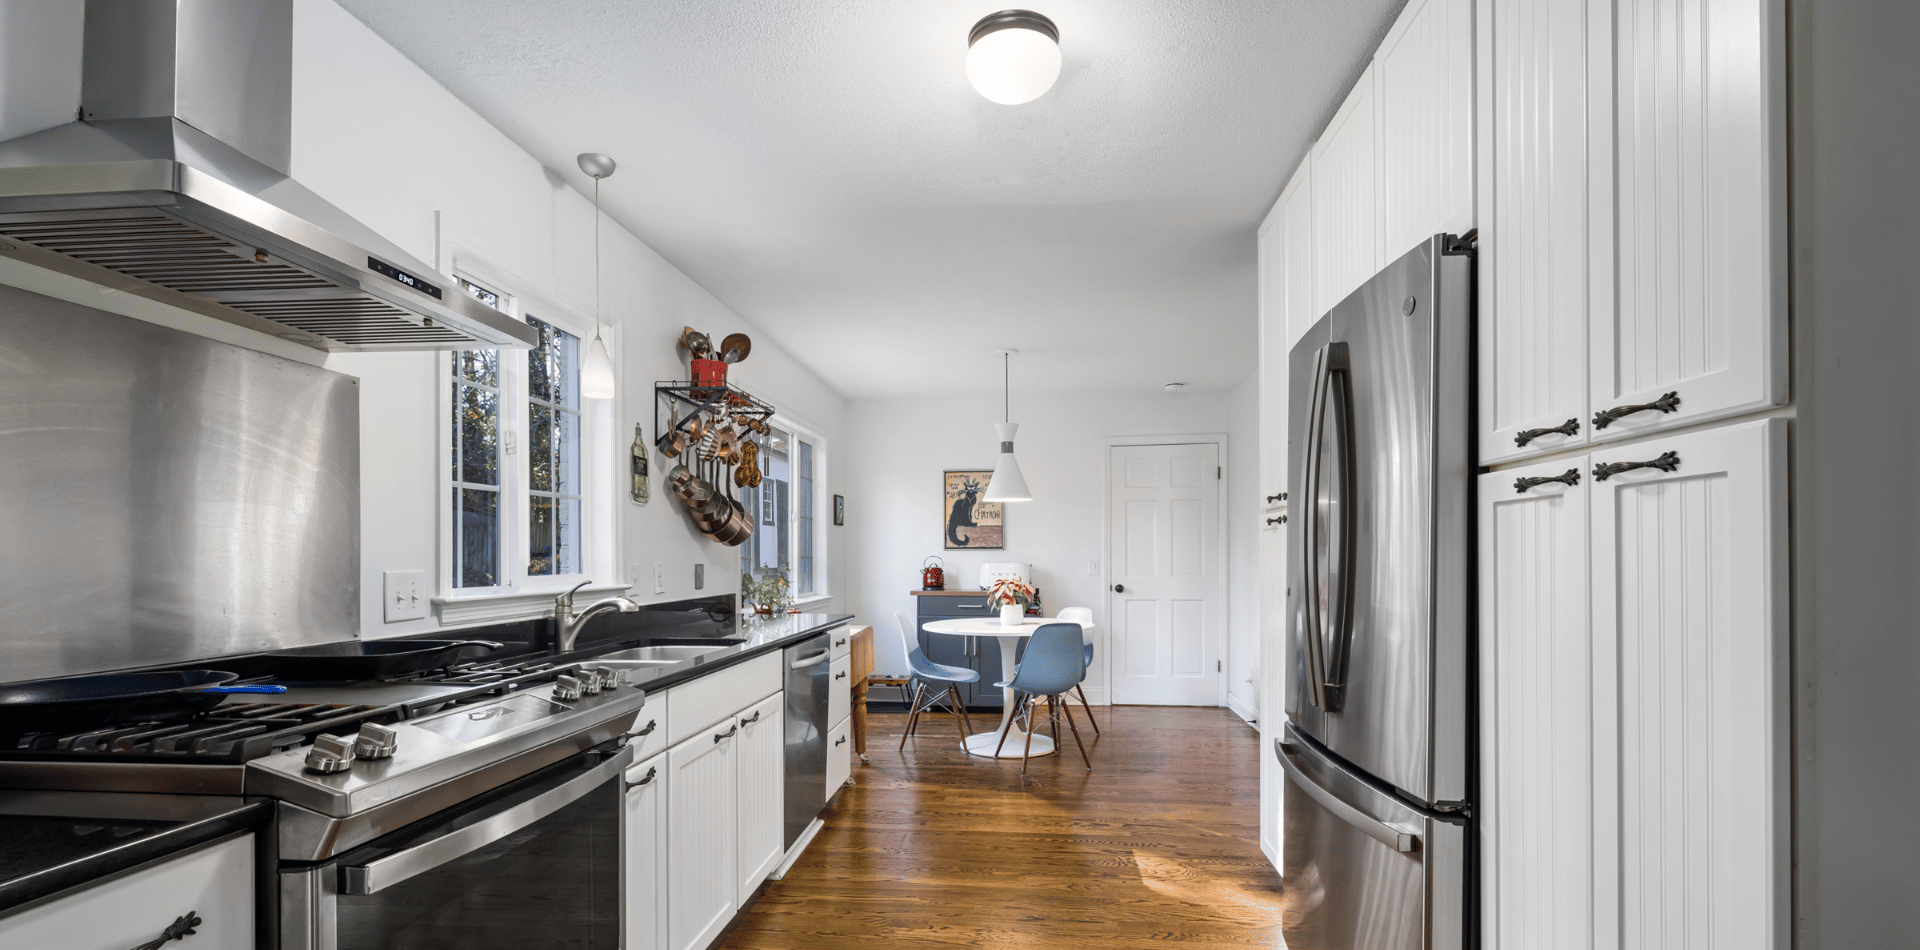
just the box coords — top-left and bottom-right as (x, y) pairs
(1278, 234), (1474, 950)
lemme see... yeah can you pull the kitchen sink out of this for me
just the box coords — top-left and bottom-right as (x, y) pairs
(591, 644), (736, 667)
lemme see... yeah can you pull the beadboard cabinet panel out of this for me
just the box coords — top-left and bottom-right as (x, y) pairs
(1378, 0), (1477, 261)
(1258, 158), (1313, 509)
(623, 752), (670, 950)
(1311, 65), (1380, 318)
(1588, 0), (1786, 442)
(1478, 0), (1592, 464)
(668, 723), (739, 950)
(734, 691), (786, 907)
(1589, 419), (1788, 950)
(1479, 458), (1592, 950)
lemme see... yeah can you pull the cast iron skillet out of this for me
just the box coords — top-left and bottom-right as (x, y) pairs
(0, 670), (285, 729)
(259, 639), (504, 681)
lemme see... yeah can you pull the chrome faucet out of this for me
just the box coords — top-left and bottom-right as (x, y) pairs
(555, 580), (639, 653)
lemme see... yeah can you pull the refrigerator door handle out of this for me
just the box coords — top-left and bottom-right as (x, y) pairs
(1320, 343), (1357, 702)
(1275, 738), (1421, 853)
(1299, 344), (1332, 710)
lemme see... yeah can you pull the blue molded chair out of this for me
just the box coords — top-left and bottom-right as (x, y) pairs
(892, 612), (978, 750)
(992, 623), (1094, 774)
(1054, 606), (1101, 736)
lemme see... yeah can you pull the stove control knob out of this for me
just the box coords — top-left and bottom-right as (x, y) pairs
(598, 668), (626, 690)
(577, 668), (605, 696)
(304, 733), (356, 774)
(353, 723), (399, 760)
(552, 675), (583, 702)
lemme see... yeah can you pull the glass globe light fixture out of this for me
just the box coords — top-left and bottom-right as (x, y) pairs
(966, 10), (1061, 105)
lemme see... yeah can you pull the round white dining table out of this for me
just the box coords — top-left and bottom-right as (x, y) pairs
(920, 616), (1093, 759)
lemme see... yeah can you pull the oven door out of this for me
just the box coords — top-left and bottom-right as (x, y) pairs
(281, 742), (633, 950)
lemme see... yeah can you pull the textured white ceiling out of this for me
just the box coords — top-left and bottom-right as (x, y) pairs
(338, 0), (1402, 398)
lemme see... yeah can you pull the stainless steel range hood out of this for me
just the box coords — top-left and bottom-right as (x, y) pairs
(0, 0), (537, 351)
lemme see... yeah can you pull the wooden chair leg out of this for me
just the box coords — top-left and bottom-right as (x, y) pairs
(993, 694), (1022, 758)
(1059, 695), (1093, 770)
(954, 689), (976, 736)
(946, 685), (972, 744)
(1074, 684), (1101, 736)
(899, 683), (925, 750)
(1020, 705), (1037, 776)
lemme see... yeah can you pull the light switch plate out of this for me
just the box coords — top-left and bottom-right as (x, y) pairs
(694, 564), (705, 589)
(1088, 558), (1101, 575)
(653, 562), (667, 595)
(383, 569), (427, 622)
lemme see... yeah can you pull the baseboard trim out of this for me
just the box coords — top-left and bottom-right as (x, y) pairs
(1226, 693), (1259, 725)
(770, 817), (825, 880)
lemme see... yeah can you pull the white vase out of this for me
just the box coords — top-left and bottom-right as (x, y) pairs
(999, 603), (1023, 626)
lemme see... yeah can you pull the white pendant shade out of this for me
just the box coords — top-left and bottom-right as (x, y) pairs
(582, 333), (616, 399)
(983, 422), (1033, 502)
(966, 25), (1061, 105)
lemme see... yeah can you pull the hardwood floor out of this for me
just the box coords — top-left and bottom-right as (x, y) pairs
(716, 706), (1288, 949)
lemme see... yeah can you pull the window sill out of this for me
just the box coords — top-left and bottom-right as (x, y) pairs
(791, 593), (833, 609)
(433, 582), (633, 627)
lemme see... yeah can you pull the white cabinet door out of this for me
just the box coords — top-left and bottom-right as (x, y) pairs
(1311, 64), (1380, 317)
(1377, 0), (1476, 259)
(1479, 457), (1592, 950)
(1478, 0), (1593, 464)
(667, 721), (739, 950)
(1280, 158), (1317, 353)
(1588, 0), (1785, 442)
(0, 835), (253, 950)
(1257, 194), (1287, 510)
(1255, 514), (1288, 874)
(733, 691), (785, 906)
(624, 751), (670, 950)
(1589, 419), (1788, 950)
(826, 714), (852, 803)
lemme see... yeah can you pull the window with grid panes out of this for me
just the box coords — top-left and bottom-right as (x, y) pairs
(740, 426), (821, 599)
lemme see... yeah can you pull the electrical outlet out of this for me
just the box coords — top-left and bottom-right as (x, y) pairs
(383, 570), (427, 622)
(1088, 558), (1101, 575)
(653, 562), (667, 595)
(694, 564), (705, 589)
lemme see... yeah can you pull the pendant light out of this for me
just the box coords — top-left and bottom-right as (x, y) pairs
(966, 10), (1061, 105)
(983, 349), (1033, 502)
(577, 152), (618, 400)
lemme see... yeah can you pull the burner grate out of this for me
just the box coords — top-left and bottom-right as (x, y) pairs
(6, 703), (389, 763)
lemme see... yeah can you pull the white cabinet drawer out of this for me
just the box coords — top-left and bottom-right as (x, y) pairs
(828, 654), (851, 725)
(825, 715), (852, 804)
(667, 651), (781, 746)
(0, 834), (254, 950)
(828, 626), (854, 660)
(621, 687), (671, 762)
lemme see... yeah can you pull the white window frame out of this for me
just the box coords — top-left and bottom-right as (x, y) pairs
(755, 411), (830, 606)
(433, 245), (622, 624)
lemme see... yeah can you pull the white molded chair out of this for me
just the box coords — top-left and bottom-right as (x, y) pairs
(1054, 606), (1101, 735)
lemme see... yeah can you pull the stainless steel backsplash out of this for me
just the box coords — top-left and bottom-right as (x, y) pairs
(0, 282), (359, 681)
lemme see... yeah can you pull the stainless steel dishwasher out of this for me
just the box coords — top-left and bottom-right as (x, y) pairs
(782, 633), (832, 848)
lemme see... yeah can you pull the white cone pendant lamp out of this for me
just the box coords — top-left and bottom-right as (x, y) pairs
(983, 350), (1033, 502)
(966, 10), (1060, 105)
(578, 152), (618, 400)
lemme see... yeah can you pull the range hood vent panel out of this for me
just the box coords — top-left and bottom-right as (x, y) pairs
(0, 2), (537, 352)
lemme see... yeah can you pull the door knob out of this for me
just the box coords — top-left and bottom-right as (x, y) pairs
(1112, 584), (1125, 593)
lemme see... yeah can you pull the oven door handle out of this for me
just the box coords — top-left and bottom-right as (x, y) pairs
(338, 746), (633, 896)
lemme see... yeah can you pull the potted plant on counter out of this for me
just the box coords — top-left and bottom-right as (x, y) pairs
(986, 578), (1036, 626)
(741, 569), (792, 616)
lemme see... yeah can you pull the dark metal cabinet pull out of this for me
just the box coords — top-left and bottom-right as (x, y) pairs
(1592, 391), (1680, 429)
(1265, 491), (1288, 504)
(834, 670), (848, 680)
(1266, 515), (1288, 526)
(714, 724), (739, 743)
(739, 710), (761, 726)
(128, 912), (202, 950)
(1514, 469), (1582, 493)
(1593, 451), (1681, 481)
(631, 766), (658, 787)
(834, 735), (847, 747)
(1515, 418), (1580, 447)
(615, 718), (658, 747)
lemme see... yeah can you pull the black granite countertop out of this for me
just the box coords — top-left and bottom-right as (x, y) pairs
(0, 792), (270, 914)
(558, 611), (856, 693)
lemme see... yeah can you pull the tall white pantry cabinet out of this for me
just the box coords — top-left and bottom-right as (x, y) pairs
(1256, 0), (1791, 944)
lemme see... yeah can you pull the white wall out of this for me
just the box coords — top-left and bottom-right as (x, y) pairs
(0, 1), (80, 142)
(842, 386), (1259, 706)
(1225, 371), (1261, 722)
(0, 0), (848, 640)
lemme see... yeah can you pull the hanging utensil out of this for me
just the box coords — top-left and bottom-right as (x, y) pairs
(679, 327), (713, 360)
(718, 332), (752, 364)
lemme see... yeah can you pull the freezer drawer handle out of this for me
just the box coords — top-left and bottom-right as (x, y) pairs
(790, 650), (831, 669)
(1274, 739), (1421, 854)
(1513, 469), (1581, 494)
(1592, 391), (1680, 430)
(1592, 451), (1681, 482)
(1515, 418), (1580, 447)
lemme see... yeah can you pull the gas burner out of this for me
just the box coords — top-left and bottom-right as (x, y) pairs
(6, 702), (391, 763)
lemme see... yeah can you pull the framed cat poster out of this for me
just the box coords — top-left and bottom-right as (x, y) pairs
(943, 470), (1003, 550)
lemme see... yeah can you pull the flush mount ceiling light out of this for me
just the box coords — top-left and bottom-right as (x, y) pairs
(577, 152), (618, 400)
(983, 349), (1033, 502)
(966, 10), (1061, 105)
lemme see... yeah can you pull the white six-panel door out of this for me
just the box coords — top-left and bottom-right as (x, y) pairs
(1478, 0), (1593, 464)
(1480, 456), (1593, 950)
(1588, 0), (1786, 441)
(1589, 419), (1788, 950)
(1108, 442), (1223, 706)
